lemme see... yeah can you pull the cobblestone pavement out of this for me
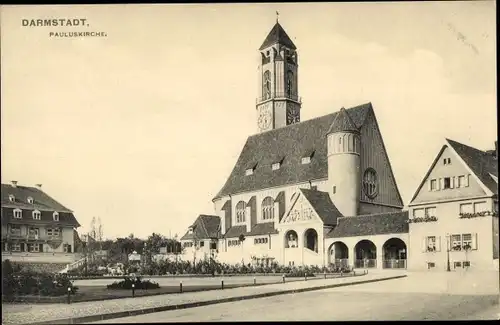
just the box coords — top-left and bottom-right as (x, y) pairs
(2, 272), (397, 325)
(88, 271), (499, 322)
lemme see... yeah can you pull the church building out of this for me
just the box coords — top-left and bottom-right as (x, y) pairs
(181, 21), (409, 270)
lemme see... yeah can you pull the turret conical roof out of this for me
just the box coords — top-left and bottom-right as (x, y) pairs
(259, 22), (297, 50)
(327, 107), (359, 134)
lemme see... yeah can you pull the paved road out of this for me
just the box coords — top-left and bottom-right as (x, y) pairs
(89, 271), (499, 322)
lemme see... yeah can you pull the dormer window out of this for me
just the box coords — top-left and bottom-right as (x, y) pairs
(13, 209), (22, 219)
(302, 150), (315, 164)
(245, 163), (257, 176)
(8, 195), (15, 202)
(301, 157), (311, 164)
(27, 197), (34, 204)
(32, 210), (41, 220)
(53, 212), (59, 221)
(272, 162), (281, 170)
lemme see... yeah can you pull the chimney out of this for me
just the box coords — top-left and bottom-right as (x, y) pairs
(11, 181), (17, 188)
(35, 184), (43, 190)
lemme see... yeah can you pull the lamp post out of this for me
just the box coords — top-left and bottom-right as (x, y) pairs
(446, 234), (451, 272)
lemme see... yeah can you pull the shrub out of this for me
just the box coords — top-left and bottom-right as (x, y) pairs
(107, 276), (160, 290)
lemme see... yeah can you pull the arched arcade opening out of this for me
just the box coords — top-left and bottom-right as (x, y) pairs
(354, 240), (377, 268)
(303, 229), (318, 253)
(328, 241), (349, 268)
(382, 238), (407, 269)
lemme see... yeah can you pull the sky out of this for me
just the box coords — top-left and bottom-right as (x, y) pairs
(1, 2), (497, 240)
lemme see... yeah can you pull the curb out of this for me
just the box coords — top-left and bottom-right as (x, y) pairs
(25, 275), (406, 325)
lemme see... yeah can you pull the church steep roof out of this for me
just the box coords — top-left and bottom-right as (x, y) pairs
(213, 103), (372, 200)
(327, 107), (359, 134)
(259, 22), (297, 50)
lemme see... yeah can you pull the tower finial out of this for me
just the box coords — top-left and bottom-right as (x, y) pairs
(276, 11), (279, 23)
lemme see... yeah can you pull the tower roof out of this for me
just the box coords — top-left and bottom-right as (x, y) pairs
(259, 22), (297, 50)
(327, 107), (359, 134)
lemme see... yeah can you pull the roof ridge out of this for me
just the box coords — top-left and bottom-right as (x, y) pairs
(338, 210), (408, 219)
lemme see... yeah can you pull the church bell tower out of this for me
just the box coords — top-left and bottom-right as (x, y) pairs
(256, 19), (302, 133)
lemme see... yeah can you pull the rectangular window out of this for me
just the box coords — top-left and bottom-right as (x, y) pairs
(443, 177), (451, 189)
(10, 226), (21, 236)
(27, 243), (40, 252)
(427, 262), (435, 269)
(199, 241), (204, 247)
(459, 203), (473, 214)
(462, 233), (472, 247)
(272, 162), (281, 170)
(413, 208), (424, 218)
(458, 175), (466, 188)
(451, 234), (462, 250)
(473, 201), (488, 213)
(14, 210), (22, 219)
(425, 207), (436, 217)
(454, 261), (462, 268)
(301, 157), (311, 164)
(430, 179), (437, 191)
(426, 236), (436, 251)
(210, 242), (217, 250)
(11, 243), (21, 252)
(463, 261), (471, 267)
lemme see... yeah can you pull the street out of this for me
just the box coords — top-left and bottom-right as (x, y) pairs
(88, 271), (499, 322)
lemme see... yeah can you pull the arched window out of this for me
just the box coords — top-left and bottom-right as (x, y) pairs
(236, 201), (246, 223)
(262, 197), (274, 220)
(363, 168), (379, 199)
(263, 71), (271, 100)
(343, 134), (349, 152)
(286, 70), (294, 96)
(338, 136), (342, 153)
(32, 210), (41, 220)
(53, 212), (59, 221)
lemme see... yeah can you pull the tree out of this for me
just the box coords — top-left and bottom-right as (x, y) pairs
(239, 234), (246, 264)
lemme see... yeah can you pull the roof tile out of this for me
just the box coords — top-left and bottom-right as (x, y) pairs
(327, 211), (408, 238)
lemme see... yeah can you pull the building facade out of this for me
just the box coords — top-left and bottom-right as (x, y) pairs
(407, 139), (498, 271)
(180, 21), (409, 270)
(1, 181), (82, 268)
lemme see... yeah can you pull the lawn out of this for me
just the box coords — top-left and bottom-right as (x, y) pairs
(5, 273), (358, 304)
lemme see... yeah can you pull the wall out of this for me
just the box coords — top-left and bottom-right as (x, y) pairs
(358, 109), (403, 208)
(215, 179), (329, 238)
(359, 202), (402, 215)
(407, 198), (495, 271)
(1, 252), (80, 264)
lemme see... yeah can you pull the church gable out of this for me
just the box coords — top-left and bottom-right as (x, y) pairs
(359, 109), (404, 208)
(280, 192), (321, 224)
(410, 144), (489, 205)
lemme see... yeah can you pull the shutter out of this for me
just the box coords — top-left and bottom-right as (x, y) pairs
(472, 233), (478, 250)
(39, 244), (44, 252)
(21, 243), (25, 252)
(422, 237), (427, 252)
(428, 179), (432, 191)
(450, 177), (454, 189)
(465, 174), (470, 187)
(436, 236), (441, 252)
(439, 178), (444, 190)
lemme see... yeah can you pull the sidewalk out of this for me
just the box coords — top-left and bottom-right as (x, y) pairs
(2, 272), (405, 325)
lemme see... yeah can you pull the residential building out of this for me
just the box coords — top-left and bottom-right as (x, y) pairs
(180, 21), (409, 270)
(407, 139), (498, 271)
(1, 181), (81, 269)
